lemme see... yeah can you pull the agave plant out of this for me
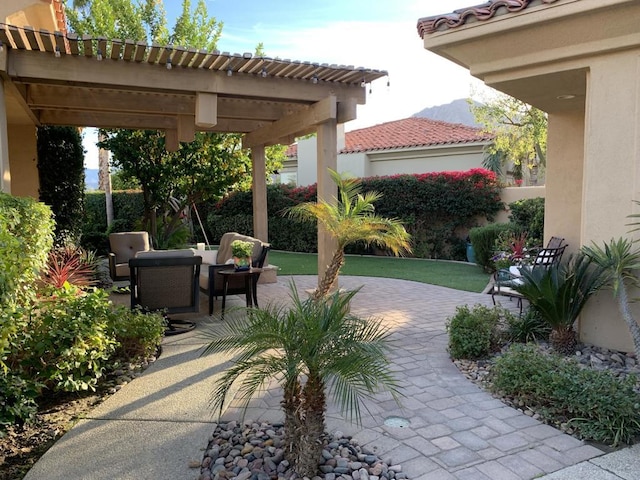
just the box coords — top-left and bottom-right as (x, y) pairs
(201, 284), (400, 476)
(582, 238), (640, 358)
(514, 253), (607, 354)
(287, 169), (411, 300)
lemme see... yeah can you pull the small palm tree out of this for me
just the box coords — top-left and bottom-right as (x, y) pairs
(583, 238), (640, 358)
(514, 253), (606, 354)
(287, 169), (411, 300)
(201, 284), (400, 477)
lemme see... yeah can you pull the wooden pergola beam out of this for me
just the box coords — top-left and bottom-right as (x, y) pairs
(243, 95), (336, 149)
(8, 50), (365, 104)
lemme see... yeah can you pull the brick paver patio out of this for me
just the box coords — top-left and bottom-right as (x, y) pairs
(220, 275), (604, 480)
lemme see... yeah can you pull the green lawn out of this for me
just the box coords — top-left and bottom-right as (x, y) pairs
(268, 250), (490, 293)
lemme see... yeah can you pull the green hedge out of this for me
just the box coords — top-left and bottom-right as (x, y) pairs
(37, 126), (85, 242)
(205, 169), (502, 259)
(0, 193), (54, 307)
(509, 197), (545, 246)
(82, 190), (145, 254)
(469, 223), (519, 271)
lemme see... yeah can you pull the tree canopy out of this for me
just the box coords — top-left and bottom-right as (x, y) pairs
(66, 0), (284, 246)
(470, 90), (547, 184)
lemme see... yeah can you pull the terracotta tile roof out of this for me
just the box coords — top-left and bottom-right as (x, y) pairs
(52, 0), (67, 35)
(341, 117), (492, 154)
(417, 0), (560, 37)
(286, 117), (492, 157)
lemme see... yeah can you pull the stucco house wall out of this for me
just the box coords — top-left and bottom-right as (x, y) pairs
(419, 0), (640, 353)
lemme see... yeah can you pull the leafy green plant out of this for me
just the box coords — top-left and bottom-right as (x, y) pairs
(506, 307), (550, 343)
(107, 306), (164, 361)
(287, 169), (411, 300)
(490, 344), (640, 446)
(0, 193), (55, 308)
(0, 370), (40, 431)
(446, 304), (512, 359)
(508, 197), (544, 246)
(202, 285), (400, 477)
(19, 288), (117, 393)
(469, 223), (519, 272)
(231, 240), (254, 258)
(514, 253), (607, 354)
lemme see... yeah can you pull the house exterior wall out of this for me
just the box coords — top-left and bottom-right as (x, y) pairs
(577, 50), (640, 352)
(8, 124), (38, 198)
(421, 0), (640, 353)
(294, 136), (486, 186)
(366, 144), (484, 177)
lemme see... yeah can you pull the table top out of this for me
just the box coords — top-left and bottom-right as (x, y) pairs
(217, 267), (264, 275)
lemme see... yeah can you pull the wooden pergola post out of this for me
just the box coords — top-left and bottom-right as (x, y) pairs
(0, 77), (10, 193)
(252, 145), (268, 242)
(316, 118), (338, 292)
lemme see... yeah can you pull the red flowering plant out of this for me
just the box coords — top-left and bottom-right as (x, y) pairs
(491, 231), (532, 270)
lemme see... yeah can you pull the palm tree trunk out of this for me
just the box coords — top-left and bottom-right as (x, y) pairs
(296, 373), (326, 477)
(616, 277), (640, 358)
(281, 379), (302, 465)
(313, 249), (344, 301)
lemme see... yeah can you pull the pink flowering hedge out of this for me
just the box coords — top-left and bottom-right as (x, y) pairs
(206, 168), (503, 260)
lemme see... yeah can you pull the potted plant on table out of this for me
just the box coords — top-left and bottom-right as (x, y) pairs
(231, 239), (253, 271)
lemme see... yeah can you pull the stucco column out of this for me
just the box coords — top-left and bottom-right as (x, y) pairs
(545, 110), (584, 252)
(316, 118), (338, 291)
(0, 77), (10, 194)
(578, 53), (640, 352)
(251, 145), (268, 242)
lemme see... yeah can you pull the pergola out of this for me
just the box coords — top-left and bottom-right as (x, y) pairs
(0, 22), (387, 283)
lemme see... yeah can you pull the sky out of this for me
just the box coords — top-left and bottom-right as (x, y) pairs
(84, 0), (484, 168)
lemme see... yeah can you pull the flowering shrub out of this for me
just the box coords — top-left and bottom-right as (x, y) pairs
(206, 169), (503, 260)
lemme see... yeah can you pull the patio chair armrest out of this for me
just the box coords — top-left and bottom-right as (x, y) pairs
(108, 252), (117, 280)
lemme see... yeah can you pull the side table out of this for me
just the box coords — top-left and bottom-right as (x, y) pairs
(217, 267), (264, 317)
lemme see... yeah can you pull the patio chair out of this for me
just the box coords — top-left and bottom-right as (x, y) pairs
(108, 231), (151, 281)
(491, 237), (567, 314)
(129, 250), (202, 335)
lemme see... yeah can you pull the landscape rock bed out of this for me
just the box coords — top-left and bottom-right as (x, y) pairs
(199, 421), (408, 480)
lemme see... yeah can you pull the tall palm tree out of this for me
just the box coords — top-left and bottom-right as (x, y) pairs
(201, 284), (400, 477)
(583, 238), (640, 358)
(287, 169), (411, 300)
(514, 253), (606, 354)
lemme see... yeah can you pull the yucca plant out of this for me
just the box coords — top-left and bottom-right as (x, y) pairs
(583, 238), (640, 358)
(514, 253), (607, 354)
(287, 169), (411, 300)
(201, 284), (401, 476)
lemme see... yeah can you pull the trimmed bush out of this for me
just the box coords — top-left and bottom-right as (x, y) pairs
(446, 304), (511, 359)
(37, 126), (85, 242)
(0, 193), (54, 307)
(469, 223), (519, 271)
(491, 344), (640, 446)
(509, 197), (545, 246)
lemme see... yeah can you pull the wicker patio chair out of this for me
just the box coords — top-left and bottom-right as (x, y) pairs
(129, 252), (202, 335)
